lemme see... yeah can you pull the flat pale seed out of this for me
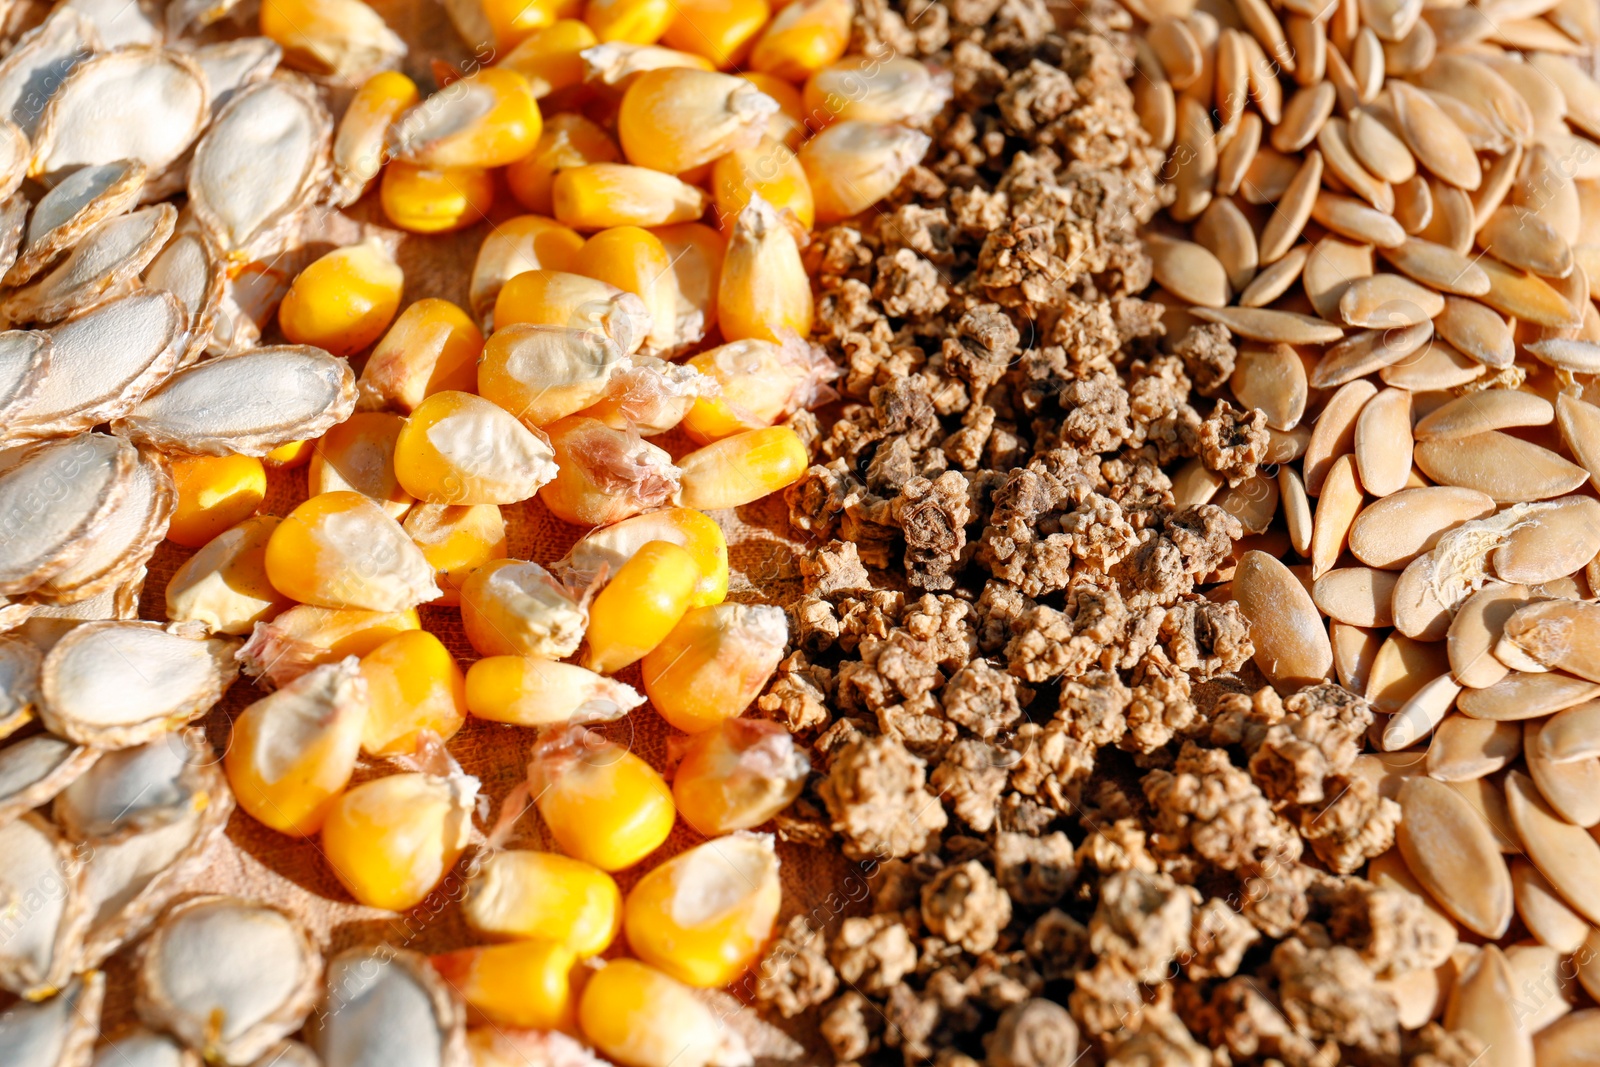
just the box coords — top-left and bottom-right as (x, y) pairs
(1338, 272), (1445, 327)
(1383, 19), (1436, 76)
(1332, 621), (1382, 691)
(1470, 144), (1522, 232)
(1172, 95), (1216, 222)
(1503, 599), (1600, 681)
(1311, 453), (1365, 577)
(1378, 338), (1486, 390)
(1235, 550), (1333, 689)
(1214, 111), (1260, 196)
(1311, 189), (1408, 247)
(1392, 552), (1452, 640)
(1536, 700), (1600, 763)
(1303, 236), (1376, 321)
(1390, 80), (1483, 191)
(1311, 321), (1433, 388)
(1398, 776), (1513, 937)
(1493, 496), (1600, 584)
(1150, 17), (1204, 87)
(1415, 431), (1590, 503)
(1352, 26), (1386, 96)
(1529, 54), (1600, 140)
(1426, 714), (1521, 780)
(1427, 88), (1512, 155)
(1413, 390), (1555, 440)
(1434, 296), (1515, 367)
(1526, 338), (1600, 374)
(1383, 671), (1461, 749)
(1479, 205), (1575, 279)
(1135, 77), (1176, 151)
(1377, 239), (1490, 296)
(1235, 0), (1294, 73)
(1459, 671), (1600, 720)
(1325, 45), (1362, 115)
(1444, 945), (1532, 1067)
(1258, 149), (1323, 264)
(1506, 768), (1600, 926)
(1548, 0), (1600, 44)
(1239, 31), (1283, 125)
(1285, 13), (1326, 87)
(1348, 485), (1497, 569)
(1266, 424), (1312, 464)
(1449, 776), (1519, 852)
(1449, 582), (1527, 689)
(1306, 381), (1378, 496)
(1514, 143), (1584, 239)
(1511, 858), (1591, 954)
(1555, 393), (1600, 482)
(1312, 566), (1397, 626)
(1367, 631), (1452, 712)
(1213, 29), (1248, 128)
(1171, 458), (1224, 507)
(1417, 180), (1476, 254)
(1239, 147), (1299, 204)
(1419, 54), (1534, 146)
(1525, 718), (1600, 826)
(1230, 343), (1307, 430)
(1145, 232), (1231, 308)
(1349, 106), (1417, 183)
(1362, 0), (1424, 41)
(1238, 245), (1308, 307)
(1279, 466), (1313, 555)
(1319, 116), (1394, 212)
(1354, 749), (1431, 799)
(1215, 472), (1279, 534)
(1354, 387), (1413, 496)
(1535, 1009), (1600, 1067)
(1189, 305), (1345, 344)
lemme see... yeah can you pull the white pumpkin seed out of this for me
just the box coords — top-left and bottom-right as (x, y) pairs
(6, 159), (147, 288)
(311, 949), (468, 1067)
(0, 434), (135, 595)
(0, 9), (100, 139)
(1, 205), (177, 325)
(0, 972), (103, 1067)
(0, 813), (88, 997)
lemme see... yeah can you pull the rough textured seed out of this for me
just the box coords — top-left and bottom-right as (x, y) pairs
(1383, 671), (1461, 750)
(1304, 379), (1377, 495)
(1189, 305), (1344, 344)
(36, 445), (172, 605)
(1311, 189), (1407, 246)
(1434, 296), (1515, 368)
(0, 735), (97, 828)
(1238, 244), (1307, 307)
(1312, 322), (1432, 388)
(1398, 777), (1513, 936)
(1144, 232), (1229, 307)
(1348, 486), (1497, 569)
(1426, 715), (1520, 781)
(1505, 769), (1600, 926)
(1311, 454), (1363, 579)
(1234, 550), (1333, 690)
(0, 813), (88, 998)
(1229, 344), (1306, 431)
(1479, 205), (1574, 279)
(1303, 236), (1375, 321)
(0, 204), (176, 325)
(1526, 717), (1600, 826)
(1377, 239), (1489, 296)
(1258, 150), (1322, 265)
(1391, 553), (1452, 640)
(1312, 567), (1396, 626)
(1378, 339), (1485, 390)
(1353, 387), (1412, 497)
(1338, 272), (1444, 327)
(1493, 497), (1600, 585)
(0, 10), (98, 140)
(1538, 700), (1600, 765)
(1511, 858), (1591, 954)
(1413, 390), (1555, 441)
(1478, 258), (1582, 328)
(1449, 583), (1526, 690)
(1415, 432), (1590, 503)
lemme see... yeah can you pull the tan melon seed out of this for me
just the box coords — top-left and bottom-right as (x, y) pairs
(1425, 715), (1521, 781)
(1214, 113), (1260, 198)
(1444, 945), (1533, 1067)
(1351, 26), (1385, 96)
(1350, 107), (1417, 183)
(1192, 198), (1257, 293)
(1325, 41), (1362, 114)
(1279, 466), (1313, 556)
(1478, 258), (1582, 328)
(1505, 946), (1577, 1035)
(1526, 338), (1600, 374)
(1496, 628), (1555, 674)
(1383, 671), (1461, 749)
(1448, 583), (1528, 689)
(1135, 75), (1175, 150)
(1145, 232), (1231, 308)
(1413, 390), (1555, 441)
(1392, 552), (1453, 640)
(1479, 204), (1575, 279)
(1508, 770), (1600, 939)
(1303, 236), (1376, 321)
(1230, 343), (1307, 431)
(1285, 13), (1326, 87)
(1348, 485), (1497, 569)
(1494, 496), (1600, 585)
(1418, 179), (1477, 254)
(1239, 147), (1299, 204)
(1215, 472), (1279, 534)
(1257, 149), (1323, 264)
(1332, 621), (1382, 691)
(1362, 0), (1424, 41)
(1375, 967), (1445, 1032)
(1510, 858), (1591, 954)
(1150, 16), (1204, 88)
(1339, 272), (1446, 327)
(1503, 599), (1600, 681)
(1393, 174), (1433, 234)
(1310, 454), (1364, 578)
(1390, 80), (1483, 191)
(1448, 776), (1520, 852)
(1213, 29), (1248, 128)
(1311, 189), (1408, 247)
(1238, 244), (1309, 307)
(1383, 19), (1436, 76)
(1317, 117), (1394, 212)
(1189, 305), (1345, 344)
(1515, 143), (1583, 239)
(1469, 143), (1522, 231)
(1533, 1010), (1600, 1067)
(1459, 671), (1600, 720)
(1556, 395), (1600, 493)
(1311, 321), (1434, 388)
(1377, 239), (1490, 296)
(1352, 749), (1431, 800)
(1367, 631), (1453, 713)
(1354, 387), (1413, 497)
(1415, 432), (1590, 503)
(1235, 0), (1295, 73)
(1378, 339), (1487, 390)
(1172, 95), (1216, 222)
(1239, 31), (1283, 125)
(1536, 700), (1600, 764)
(1312, 566), (1397, 626)
(1170, 458), (1224, 508)
(1434, 296), (1515, 368)
(1525, 718), (1600, 826)
(1234, 550), (1334, 690)
(1266, 424), (1313, 464)
(1305, 379), (1378, 495)
(1398, 777), (1514, 936)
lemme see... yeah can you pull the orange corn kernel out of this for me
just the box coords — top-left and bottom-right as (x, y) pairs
(236, 605), (421, 687)
(653, 222), (724, 338)
(584, 0), (674, 43)
(552, 163), (708, 230)
(403, 502), (508, 606)
(463, 848), (623, 956)
(683, 336), (828, 443)
(265, 491), (441, 611)
(492, 268), (652, 353)
(498, 19), (598, 97)
(616, 68), (776, 175)
(264, 439), (315, 468)
(382, 162), (495, 233)
(279, 237), (404, 356)
(478, 323), (628, 428)
(562, 507), (728, 607)
(459, 558), (588, 659)
(528, 727), (676, 870)
(322, 769), (479, 910)
(716, 196), (811, 344)
(332, 71), (421, 204)
(675, 425), (809, 510)
(581, 539), (699, 674)
(661, 0), (770, 68)
(470, 214), (586, 327)
(359, 630), (468, 756)
(506, 114), (621, 217)
(357, 298), (485, 414)
(393, 68), (544, 169)
(749, 0), (850, 80)
(167, 454), (267, 548)
(538, 416), (681, 527)
(572, 226), (680, 352)
(641, 603), (787, 733)
(577, 959), (740, 1067)
(672, 718), (810, 836)
(430, 940), (578, 1031)
(465, 656), (643, 726)
(308, 411), (414, 519)
(711, 137), (814, 232)
(739, 72), (805, 149)
(477, 0), (574, 50)
(392, 390), (560, 506)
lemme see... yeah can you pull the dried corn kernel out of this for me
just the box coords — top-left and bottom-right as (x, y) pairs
(711, 138), (814, 233)
(279, 238), (404, 356)
(260, 0), (406, 83)
(579, 41), (714, 89)
(460, 558), (588, 659)
(739, 72), (804, 149)
(382, 162), (495, 233)
(357, 299), (485, 413)
(641, 603), (786, 732)
(492, 268), (652, 353)
(683, 337), (830, 443)
(675, 425), (809, 510)
(322, 768), (479, 910)
(467, 1028), (600, 1067)
(653, 222), (724, 339)
(528, 727), (676, 870)
(661, 0), (770, 68)
(572, 226), (680, 352)
(404, 503), (507, 605)
(394, 68), (544, 169)
(474, 0), (576, 51)
(563, 507), (728, 606)
(471, 215), (586, 327)
(333, 71), (421, 204)
(464, 848), (622, 956)
(717, 196), (811, 344)
(479, 323), (628, 428)
(748, 0), (850, 80)
(466, 656), (643, 725)
(499, 20), (598, 97)
(616, 69), (776, 175)
(265, 491), (441, 611)
(308, 411), (414, 519)
(552, 163), (708, 231)
(622, 834), (780, 987)
(672, 718), (810, 835)
(540, 416), (680, 527)
(167, 454), (267, 548)
(584, 0), (673, 43)
(166, 516), (293, 636)
(359, 630), (467, 756)
(506, 115), (621, 217)
(578, 356), (717, 435)
(581, 539), (698, 674)
(577, 960), (745, 1067)
(430, 940), (577, 1030)
(265, 440), (315, 468)
(225, 658), (367, 836)
(803, 55), (951, 125)
(800, 120), (931, 222)
(237, 605), (421, 686)
(393, 390), (560, 505)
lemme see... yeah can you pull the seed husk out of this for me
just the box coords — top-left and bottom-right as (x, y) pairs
(1383, 670), (1461, 749)
(89, 1029), (201, 1067)
(1230, 343), (1307, 430)
(1353, 387), (1412, 497)
(1525, 718), (1600, 826)
(0, 813), (89, 997)
(0, 9), (99, 140)
(1505, 768), (1600, 926)
(0, 434), (135, 596)
(0, 204), (176, 325)
(1312, 321), (1433, 388)
(0, 330), (51, 427)
(1349, 485), (1497, 569)
(1312, 566), (1397, 626)
(1493, 496), (1600, 585)
(1310, 454), (1364, 578)
(1391, 552), (1452, 640)
(1303, 236), (1376, 321)
(0, 734), (98, 828)
(1398, 776), (1514, 936)
(36, 446), (172, 605)
(0, 971), (103, 1067)
(6, 158), (147, 287)
(1377, 239), (1490, 296)
(1537, 700), (1600, 764)
(1234, 550), (1334, 690)
(1311, 189), (1408, 246)
(1258, 149), (1323, 264)
(1339, 272), (1445, 327)
(1425, 714), (1521, 780)
(1415, 432), (1590, 503)
(311, 948), (468, 1067)
(144, 229), (224, 364)
(193, 37), (283, 113)
(1413, 390), (1555, 441)
(1304, 379), (1378, 494)
(1145, 232), (1230, 308)
(1448, 582), (1528, 689)
(1189, 305), (1344, 344)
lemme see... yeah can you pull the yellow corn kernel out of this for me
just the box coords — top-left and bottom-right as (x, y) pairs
(479, 324), (628, 428)
(357, 298), (485, 413)
(359, 630), (467, 756)
(322, 769), (478, 910)
(471, 215), (586, 326)
(492, 268), (652, 353)
(430, 940), (577, 1030)
(584, 0), (674, 43)
(675, 425), (809, 510)
(467, 1028), (600, 1067)
(528, 727), (676, 869)
(393, 68), (543, 169)
(717, 196), (811, 344)
(404, 503), (507, 605)
(622, 834), (780, 987)
(392, 390), (560, 505)
(577, 355), (717, 435)
(577, 960), (741, 1067)
(333, 71), (421, 203)
(653, 222), (724, 338)
(673, 718), (810, 835)
(476, 0), (575, 50)
(166, 454), (267, 548)
(459, 558), (587, 659)
(581, 539), (698, 674)
(803, 55), (952, 125)
(641, 603), (787, 733)
(265, 491), (440, 611)
(683, 337), (825, 443)
(265, 439), (315, 468)
(539, 416), (681, 527)
(225, 658), (367, 837)
(308, 411), (414, 519)
(616, 69), (776, 175)
(662, 0), (770, 68)
(464, 848), (622, 955)
(382, 162), (495, 233)
(237, 604), (420, 685)
(579, 42), (714, 91)
(563, 507), (728, 607)
(711, 137), (814, 233)
(748, 0), (850, 80)
(800, 120), (932, 222)
(260, 0), (406, 83)
(466, 656), (643, 726)
(739, 72), (805, 149)
(552, 163), (708, 230)
(166, 516), (294, 636)
(279, 237), (404, 356)
(499, 20), (598, 97)
(506, 115), (621, 217)
(572, 227), (680, 352)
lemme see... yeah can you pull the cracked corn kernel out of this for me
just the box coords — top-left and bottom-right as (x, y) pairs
(672, 718), (810, 836)
(622, 833), (780, 987)
(798, 120), (932, 223)
(279, 238), (403, 356)
(641, 603), (787, 733)
(236, 604), (421, 687)
(528, 727), (675, 870)
(464, 849), (622, 955)
(477, 323), (627, 428)
(492, 268), (652, 352)
(321, 769), (479, 910)
(459, 558), (587, 659)
(357, 298), (485, 414)
(661, 0), (770, 69)
(224, 658), (367, 836)
(166, 453), (267, 548)
(577, 959), (742, 1067)
(392, 390), (560, 506)
(393, 68), (544, 169)
(333, 71), (421, 203)
(165, 515), (294, 636)
(572, 226), (680, 352)
(403, 503), (507, 606)
(381, 162), (494, 233)
(498, 20), (599, 99)
(583, 0), (674, 44)
(429, 940), (577, 1030)
(505, 114), (620, 216)
(563, 506), (729, 607)
(577, 355), (715, 435)
(260, 0), (405, 82)
(264, 491), (441, 611)
(710, 137), (813, 233)
(581, 539), (698, 674)
(674, 425), (809, 511)
(551, 163), (708, 230)
(538, 416), (681, 526)
(682, 336), (820, 443)
(747, 0), (851, 80)
(308, 411), (414, 519)
(358, 630), (467, 756)
(466, 656), (643, 726)
(802, 55), (950, 126)
(616, 69), (776, 176)
(471, 215), (587, 326)
(716, 195), (810, 344)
